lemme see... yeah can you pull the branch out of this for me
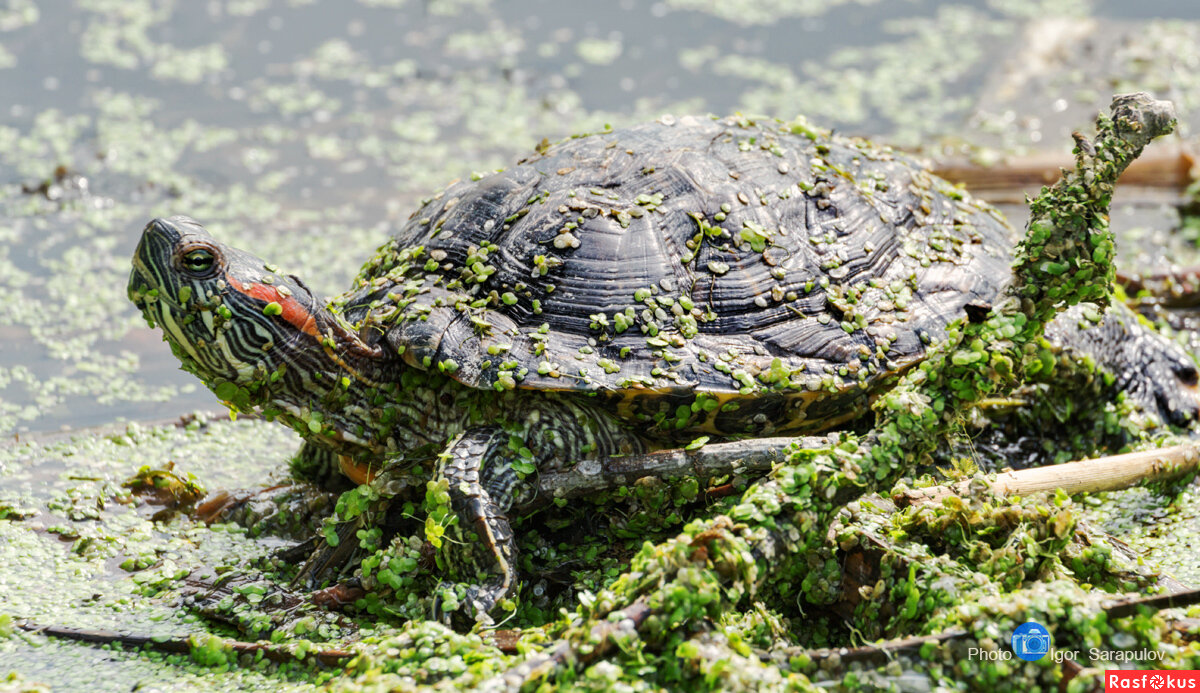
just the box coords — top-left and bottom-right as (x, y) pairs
(932, 143), (1193, 193)
(14, 620), (354, 666)
(526, 436), (831, 508)
(483, 598), (652, 692)
(1118, 266), (1200, 308)
(770, 629), (968, 668)
(1103, 588), (1200, 620)
(898, 442), (1200, 506)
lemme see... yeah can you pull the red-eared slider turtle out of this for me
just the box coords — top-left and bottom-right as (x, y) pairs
(127, 112), (1199, 619)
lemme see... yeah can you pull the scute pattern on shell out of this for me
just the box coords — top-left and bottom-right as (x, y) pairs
(339, 115), (1015, 436)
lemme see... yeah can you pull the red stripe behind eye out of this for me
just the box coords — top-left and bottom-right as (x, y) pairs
(238, 280), (321, 338)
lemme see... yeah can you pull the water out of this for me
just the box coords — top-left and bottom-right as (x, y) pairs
(2, 0), (1200, 434)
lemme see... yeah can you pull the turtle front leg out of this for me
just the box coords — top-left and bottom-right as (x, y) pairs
(435, 426), (524, 621)
(289, 441), (356, 492)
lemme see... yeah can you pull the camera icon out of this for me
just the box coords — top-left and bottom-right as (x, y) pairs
(1011, 622), (1052, 661)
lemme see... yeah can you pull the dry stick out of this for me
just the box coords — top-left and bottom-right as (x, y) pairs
(1117, 266), (1200, 308)
(895, 443), (1200, 640)
(932, 144), (1194, 193)
(13, 620), (354, 666)
(898, 442), (1200, 506)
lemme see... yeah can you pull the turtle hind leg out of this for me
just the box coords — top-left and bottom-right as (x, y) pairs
(1047, 302), (1200, 426)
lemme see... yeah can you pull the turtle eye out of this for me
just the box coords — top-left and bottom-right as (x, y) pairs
(182, 249), (214, 275)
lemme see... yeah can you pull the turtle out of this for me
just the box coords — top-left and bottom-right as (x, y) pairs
(127, 113), (1200, 620)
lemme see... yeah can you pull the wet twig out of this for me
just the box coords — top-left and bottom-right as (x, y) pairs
(1103, 588), (1200, 620)
(14, 619), (355, 666)
(769, 629), (968, 668)
(897, 442), (1200, 506)
(524, 436), (830, 509)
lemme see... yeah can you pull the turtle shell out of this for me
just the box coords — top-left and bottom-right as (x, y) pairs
(338, 115), (1015, 437)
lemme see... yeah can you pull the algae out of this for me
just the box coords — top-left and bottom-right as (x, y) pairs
(5, 1), (1200, 690)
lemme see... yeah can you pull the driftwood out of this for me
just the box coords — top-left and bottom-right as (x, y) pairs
(898, 442), (1200, 506)
(1118, 266), (1200, 308)
(932, 144), (1194, 194)
(524, 436), (830, 509)
(1102, 587), (1200, 620)
(13, 620), (354, 666)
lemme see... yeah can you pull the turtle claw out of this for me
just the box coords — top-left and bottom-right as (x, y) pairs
(432, 580), (508, 628)
(462, 581), (507, 624)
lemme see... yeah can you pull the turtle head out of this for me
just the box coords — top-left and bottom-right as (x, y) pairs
(129, 216), (380, 413)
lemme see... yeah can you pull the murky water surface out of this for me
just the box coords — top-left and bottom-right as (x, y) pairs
(3, 0), (1200, 434)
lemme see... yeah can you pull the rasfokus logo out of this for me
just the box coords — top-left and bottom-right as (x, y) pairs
(1011, 621), (1052, 661)
(1106, 671), (1200, 690)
